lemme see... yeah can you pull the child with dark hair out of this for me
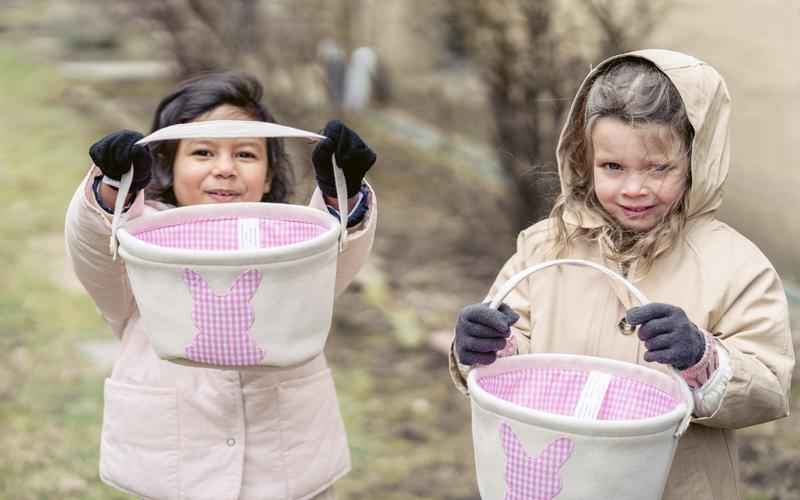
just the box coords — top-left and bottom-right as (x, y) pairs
(66, 71), (377, 500)
(451, 50), (793, 499)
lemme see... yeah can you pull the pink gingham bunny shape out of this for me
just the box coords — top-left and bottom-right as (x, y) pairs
(500, 423), (575, 500)
(183, 269), (265, 366)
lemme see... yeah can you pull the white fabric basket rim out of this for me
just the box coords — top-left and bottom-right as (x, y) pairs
(117, 202), (339, 265)
(468, 353), (690, 438)
(118, 243), (337, 273)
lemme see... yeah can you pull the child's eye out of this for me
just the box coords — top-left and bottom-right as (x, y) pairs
(652, 164), (673, 173)
(603, 162), (623, 171)
(236, 151), (258, 159)
(191, 149), (212, 157)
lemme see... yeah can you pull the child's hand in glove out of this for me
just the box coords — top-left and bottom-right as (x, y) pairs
(455, 303), (520, 366)
(626, 303), (706, 370)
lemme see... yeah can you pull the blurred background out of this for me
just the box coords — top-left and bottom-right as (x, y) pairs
(0, 0), (797, 498)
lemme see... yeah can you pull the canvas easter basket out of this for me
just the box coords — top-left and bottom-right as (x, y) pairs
(467, 259), (694, 500)
(108, 120), (351, 369)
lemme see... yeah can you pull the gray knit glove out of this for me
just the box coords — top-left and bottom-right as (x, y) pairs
(455, 303), (520, 366)
(626, 303), (705, 370)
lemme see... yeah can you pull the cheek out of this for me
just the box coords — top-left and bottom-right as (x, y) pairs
(172, 159), (206, 204)
(654, 178), (687, 206)
(242, 164), (269, 201)
(592, 174), (618, 208)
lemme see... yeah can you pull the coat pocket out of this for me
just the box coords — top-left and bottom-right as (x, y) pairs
(278, 369), (350, 499)
(100, 378), (179, 500)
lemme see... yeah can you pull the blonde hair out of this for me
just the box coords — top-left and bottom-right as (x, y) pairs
(550, 58), (694, 278)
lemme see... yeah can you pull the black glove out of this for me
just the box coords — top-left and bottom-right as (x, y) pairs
(626, 303), (706, 370)
(312, 120), (376, 198)
(455, 303), (520, 366)
(89, 130), (152, 192)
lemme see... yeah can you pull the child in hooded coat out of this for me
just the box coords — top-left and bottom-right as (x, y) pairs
(451, 49), (794, 500)
(66, 72), (377, 500)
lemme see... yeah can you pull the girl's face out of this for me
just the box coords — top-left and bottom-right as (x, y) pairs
(173, 105), (269, 206)
(591, 117), (689, 232)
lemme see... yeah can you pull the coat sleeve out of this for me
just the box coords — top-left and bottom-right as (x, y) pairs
(64, 166), (145, 337)
(694, 253), (795, 429)
(308, 181), (376, 297)
(448, 230), (534, 395)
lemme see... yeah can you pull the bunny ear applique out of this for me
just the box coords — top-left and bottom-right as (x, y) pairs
(229, 269), (262, 301)
(184, 269), (210, 296)
(538, 437), (575, 471)
(500, 423), (575, 500)
(184, 269), (263, 299)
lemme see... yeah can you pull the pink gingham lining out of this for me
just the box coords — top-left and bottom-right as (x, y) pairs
(478, 367), (677, 420)
(134, 217), (326, 250)
(500, 423), (574, 500)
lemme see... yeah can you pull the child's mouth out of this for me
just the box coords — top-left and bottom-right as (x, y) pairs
(621, 205), (653, 217)
(206, 190), (240, 202)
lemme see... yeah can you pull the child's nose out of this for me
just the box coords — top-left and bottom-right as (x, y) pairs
(621, 173), (648, 196)
(212, 155), (236, 176)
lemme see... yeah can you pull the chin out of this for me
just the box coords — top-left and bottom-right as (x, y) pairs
(611, 214), (651, 232)
(620, 220), (658, 232)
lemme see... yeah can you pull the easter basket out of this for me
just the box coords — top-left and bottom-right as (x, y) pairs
(467, 259), (694, 500)
(108, 120), (351, 369)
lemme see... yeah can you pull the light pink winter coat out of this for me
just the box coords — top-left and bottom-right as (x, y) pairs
(66, 166), (376, 500)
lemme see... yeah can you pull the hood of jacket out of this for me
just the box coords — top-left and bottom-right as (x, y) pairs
(556, 49), (732, 229)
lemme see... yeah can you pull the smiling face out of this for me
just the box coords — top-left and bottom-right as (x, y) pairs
(172, 105), (270, 206)
(591, 117), (689, 232)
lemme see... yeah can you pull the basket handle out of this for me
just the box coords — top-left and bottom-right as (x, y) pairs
(107, 122), (350, 259)
(488, 258), (694, 436)
(330, 154), (349, 253)
(109, 166), (133, 260)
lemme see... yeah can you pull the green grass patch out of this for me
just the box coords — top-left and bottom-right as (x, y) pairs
(0, 47), (129, 499)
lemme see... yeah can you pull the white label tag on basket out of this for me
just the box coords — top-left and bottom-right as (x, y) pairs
(237, 218), (261, 250)
(573, 370), (613, 420)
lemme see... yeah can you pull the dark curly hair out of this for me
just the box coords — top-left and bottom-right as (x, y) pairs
(144, 71), (294, 205)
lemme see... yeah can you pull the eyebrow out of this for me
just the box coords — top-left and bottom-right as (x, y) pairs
(184, 138), (266, 149)
(233, 139), (266, 148)
(593, 150), (671, 165)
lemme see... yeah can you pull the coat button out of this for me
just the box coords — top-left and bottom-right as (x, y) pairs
(226, 438), (236, 447)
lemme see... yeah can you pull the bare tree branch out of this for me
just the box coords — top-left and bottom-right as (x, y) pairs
(445, 0), (668, 230)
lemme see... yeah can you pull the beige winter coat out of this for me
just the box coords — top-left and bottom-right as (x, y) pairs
(450, 49), (794, 499)
(66, 166), (376, 500)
